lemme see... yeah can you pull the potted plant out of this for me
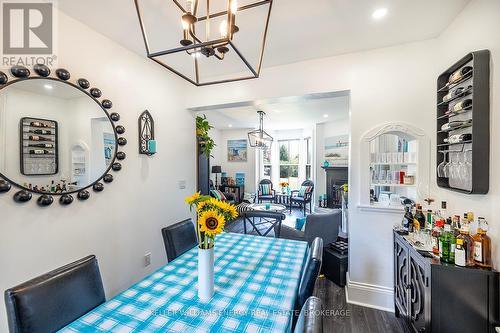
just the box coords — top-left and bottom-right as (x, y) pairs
(185, 192), (238, 301)
(196, 115), (215, 158)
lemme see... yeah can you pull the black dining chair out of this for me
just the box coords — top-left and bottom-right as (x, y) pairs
(4, 255), (105, 333)
(294, 296), (324, 333)
(162, 218), (198, 262)
(257, 179), (276, 203)
(243, 210), (286, 237)
(290, 180), (314, 216)
(294, 237), (323, 327)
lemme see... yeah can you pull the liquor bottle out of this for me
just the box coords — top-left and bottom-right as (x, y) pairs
(432, 220), (444, 255)
(448, 66), (472, 84)
(444, 133), (472, 144)
(455, 238), (466, 266)
(426, 210), (434, 230)
(451, 215), (461, 237)
(457, 224), (475, 267)
(402, 205), (414, 233)
(473, 217), (492, 268)
(50, 181), (56, 193)
(439, 219), (456, 263)
(413, 204), (426, 232)
(29, 149), (50, 155)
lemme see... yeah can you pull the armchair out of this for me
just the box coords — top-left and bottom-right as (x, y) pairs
(257, 179), (276, 203)
(276, 210), (341, 245)
(290, 180), (314, 216)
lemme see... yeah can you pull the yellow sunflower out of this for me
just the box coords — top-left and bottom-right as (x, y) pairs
(196, 199), (211, 212)
(217, 200), (238, 219)
(185, 192), (201, 205)
(198, 209), (225, 237)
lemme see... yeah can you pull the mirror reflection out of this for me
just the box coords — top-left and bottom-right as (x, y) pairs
(0, 79), (116, 194)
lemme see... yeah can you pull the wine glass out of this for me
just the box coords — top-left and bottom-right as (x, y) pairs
(437, 151), (448, 178)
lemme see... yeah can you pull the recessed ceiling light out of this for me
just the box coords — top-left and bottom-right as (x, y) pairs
(323, 114), (329, 118)
(228, 124), (233, 128)
(372, 8), (388, 20)
(44, 84), (53, 90)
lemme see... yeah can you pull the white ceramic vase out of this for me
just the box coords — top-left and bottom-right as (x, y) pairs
(198, 247), (214, 302)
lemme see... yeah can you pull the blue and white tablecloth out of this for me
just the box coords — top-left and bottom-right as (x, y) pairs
(60, 232), (308, 333)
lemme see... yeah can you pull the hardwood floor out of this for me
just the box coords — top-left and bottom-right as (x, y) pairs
(227, 208), (406, 333)
(314, 277), (405, 333)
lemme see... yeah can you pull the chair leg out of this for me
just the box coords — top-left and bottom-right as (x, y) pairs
(243, 217), (247, 234)
(290, 201), (292, 214)
(303, 203), (306, 216)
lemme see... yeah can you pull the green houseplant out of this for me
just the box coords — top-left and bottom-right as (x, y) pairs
(196, 115), (215, 158)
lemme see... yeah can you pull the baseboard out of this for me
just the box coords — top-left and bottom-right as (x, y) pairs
(345, 272), (395, 312)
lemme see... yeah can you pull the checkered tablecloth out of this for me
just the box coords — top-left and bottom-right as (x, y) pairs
(60, 232), (308, 333)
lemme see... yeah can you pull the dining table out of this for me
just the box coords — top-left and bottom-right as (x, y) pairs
(59, 232), (308, 333)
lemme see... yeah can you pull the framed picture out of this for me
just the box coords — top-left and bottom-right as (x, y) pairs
(324, 134), (349, 166)
(227, 139), (247, 162)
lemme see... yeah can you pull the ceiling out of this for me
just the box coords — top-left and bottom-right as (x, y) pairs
(7, 80), (85, 99)
(191, 91), (350, 130)
(59, 0), (470, 78)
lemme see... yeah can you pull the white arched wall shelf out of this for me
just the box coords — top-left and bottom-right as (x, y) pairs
(358, 122), (431, 213)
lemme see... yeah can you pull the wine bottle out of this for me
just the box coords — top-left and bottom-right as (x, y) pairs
(444, 133), (472, 144)
(31, 129), (52, 135)
(29, 149), (50, 155)
(30, 121), (48, 128)
(29, 135), (51, 142)
(29, 143), (53, 148)
(448, 66), (472, 84)
(450, 99), (473, 113)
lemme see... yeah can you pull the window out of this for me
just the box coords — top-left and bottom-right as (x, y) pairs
(279, 140), (300, 189)
(305, 137), (312, 180)
(262, 146), (272, 179)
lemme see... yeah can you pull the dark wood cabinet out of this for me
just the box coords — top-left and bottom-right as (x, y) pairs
(393, 231), (499, 333)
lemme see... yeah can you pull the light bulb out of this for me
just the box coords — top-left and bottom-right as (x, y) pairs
(182, 18), (189, 30)
(219, 20), (228, 38)
(230, 0), (238, 13)
(186, 0), (193, 13)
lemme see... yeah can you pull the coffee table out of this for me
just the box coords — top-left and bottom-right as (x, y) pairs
(247, 203), (287, 212)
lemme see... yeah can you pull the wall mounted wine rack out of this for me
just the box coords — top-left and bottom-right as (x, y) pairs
(436, 50), (490, 194)
(20, 117), (58, 176)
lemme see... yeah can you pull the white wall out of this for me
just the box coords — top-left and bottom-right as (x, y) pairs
(0, 10), (196, 332)
(188, 0), (500, 310)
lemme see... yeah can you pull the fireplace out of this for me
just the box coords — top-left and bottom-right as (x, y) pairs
(322, 166), (348, 208)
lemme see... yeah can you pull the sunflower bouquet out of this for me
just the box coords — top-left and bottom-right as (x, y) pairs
(185, 192), (238, 249)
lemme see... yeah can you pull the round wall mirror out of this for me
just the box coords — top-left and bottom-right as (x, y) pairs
(0, 65), (126, 206)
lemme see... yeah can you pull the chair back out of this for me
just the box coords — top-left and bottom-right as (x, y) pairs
(162, 219), (198, 261)
(304, 210), (341, 245)
(258, 179), (273, 195)
(4, 255), (105, 333)
(298, 180), (314, 199)
(294, 296), (323, 333)
(243, 210), (285, 221)
(295, 237), (323, 316)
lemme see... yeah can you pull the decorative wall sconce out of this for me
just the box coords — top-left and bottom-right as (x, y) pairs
(139, 110), (156, 155)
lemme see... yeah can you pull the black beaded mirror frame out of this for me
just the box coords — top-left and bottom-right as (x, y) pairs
(0, 64), (127, 207)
